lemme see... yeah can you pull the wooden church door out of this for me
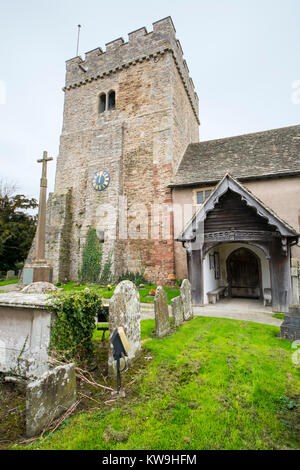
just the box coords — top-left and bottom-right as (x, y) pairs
(226, 248), (261, 299)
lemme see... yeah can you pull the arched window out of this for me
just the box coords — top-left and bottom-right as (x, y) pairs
(99, 93), (106, 113)
(108, 90), (115, 110)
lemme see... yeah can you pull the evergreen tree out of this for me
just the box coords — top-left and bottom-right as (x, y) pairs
(0, 185), (37, 274)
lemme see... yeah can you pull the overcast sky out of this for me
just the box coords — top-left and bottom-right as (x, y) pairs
(0, 0), (299, 201)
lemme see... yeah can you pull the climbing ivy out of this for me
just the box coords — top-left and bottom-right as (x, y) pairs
(100, 250), (113, 285)
(79, 227), (102, 283)
(48, 289), (102, 363)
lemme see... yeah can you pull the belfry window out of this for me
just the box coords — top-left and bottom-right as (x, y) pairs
(108, 90), (115, 110)
(99, 93), (106, 113)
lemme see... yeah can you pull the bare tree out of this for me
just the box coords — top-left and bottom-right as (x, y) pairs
(0, 179), (18, 198)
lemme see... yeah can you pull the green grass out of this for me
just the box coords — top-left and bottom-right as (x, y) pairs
(93, 319), (173, 342)
(58, 282), (180, 305)
(0, 279), (18, 286)
(24, 317), (300, 450)
(273, 314), (285, 320)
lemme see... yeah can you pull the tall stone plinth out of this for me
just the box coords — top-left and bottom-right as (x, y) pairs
(22, 263), (53, 285)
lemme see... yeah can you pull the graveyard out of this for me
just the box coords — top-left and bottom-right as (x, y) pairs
(1, 277), (300, 450)
(1, 7), (300, 454)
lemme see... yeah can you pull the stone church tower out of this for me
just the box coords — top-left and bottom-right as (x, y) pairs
(45, 17), (199, 284)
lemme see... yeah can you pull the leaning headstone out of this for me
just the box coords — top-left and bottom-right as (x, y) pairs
(180, 279), (193, 321)
(6, 270), (16, 281)
(154, 286), (170, 338)
(280, 305), (300, 341)
(108, 281), (141, 375)
(21, 282), (57, 294)
(171, 296), (184, 327)
(26, 363), (76, 437)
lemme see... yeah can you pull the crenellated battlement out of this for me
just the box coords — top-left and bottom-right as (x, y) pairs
(64, 16), (199, 122)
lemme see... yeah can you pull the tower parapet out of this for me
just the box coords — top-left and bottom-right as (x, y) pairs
(64, 16), (199, 123)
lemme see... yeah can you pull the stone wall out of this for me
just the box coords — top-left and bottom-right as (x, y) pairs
(45, 17), (199, 284)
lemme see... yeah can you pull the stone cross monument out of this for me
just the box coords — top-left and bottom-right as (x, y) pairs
(33, 151), (53, 262)
(22, 151), (54, 284)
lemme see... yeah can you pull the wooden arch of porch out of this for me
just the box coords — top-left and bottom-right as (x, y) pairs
(176, 174), (299, 313)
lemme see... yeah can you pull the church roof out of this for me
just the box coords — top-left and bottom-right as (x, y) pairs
(170, 125), (300, 187)
(177, 173), (299, 242)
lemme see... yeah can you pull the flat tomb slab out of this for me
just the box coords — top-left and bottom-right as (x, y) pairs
(0, 293), (54, 378)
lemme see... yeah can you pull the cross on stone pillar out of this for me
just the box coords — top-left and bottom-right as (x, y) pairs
(33, 151), (53, 262)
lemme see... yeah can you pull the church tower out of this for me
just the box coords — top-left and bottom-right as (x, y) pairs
(45, 17), (199, 284)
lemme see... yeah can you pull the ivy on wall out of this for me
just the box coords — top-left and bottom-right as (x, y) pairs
(79, 227), (102, 283)
(100, 250), (113, 285)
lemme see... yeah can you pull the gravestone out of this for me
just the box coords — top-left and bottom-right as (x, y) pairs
(171, 296), (184, 327)
(108, 281), (141, 375)
(180, 279), (193, 321)
(281, 305), (300, 341)
(26, 363), (76, 437)
(6, 270), (16, 281)
(154, 286), (170, 338)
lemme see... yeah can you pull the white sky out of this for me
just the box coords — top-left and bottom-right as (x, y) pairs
(0, 0), (299, 201)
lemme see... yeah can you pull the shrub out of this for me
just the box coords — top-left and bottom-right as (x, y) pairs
(48, 289), (102, 363)
(118, 270), (148, 286)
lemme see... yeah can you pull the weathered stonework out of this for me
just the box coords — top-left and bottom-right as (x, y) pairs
(40, 17), (199, 284)
(108, 281), (141, 374)
(0, 293), (53, 378)
(171, 295), (184, 327)
(26, 363), (76, 437)
(154, 286), (170, 338)
(21, 282), (57, 294)
(180, 279), (193, 321)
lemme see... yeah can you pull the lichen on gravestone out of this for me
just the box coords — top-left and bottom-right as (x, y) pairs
(171, 295), (184, 327)
(108, 281), (141, 375)
(180, 279), (193, 321)
(154, 286), (170, 338)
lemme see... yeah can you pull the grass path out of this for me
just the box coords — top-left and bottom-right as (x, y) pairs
(23, 317), (300, 451)
(0, 279), (18, 286)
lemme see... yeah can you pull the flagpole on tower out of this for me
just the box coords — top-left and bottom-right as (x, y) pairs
(76, 24), (82, 57)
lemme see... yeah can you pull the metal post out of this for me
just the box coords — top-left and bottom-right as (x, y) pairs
(76, 25), (81, 57)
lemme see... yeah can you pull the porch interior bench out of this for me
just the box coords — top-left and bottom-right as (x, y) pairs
(207, 286), (227, 304)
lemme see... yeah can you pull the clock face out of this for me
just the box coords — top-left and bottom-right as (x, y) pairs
(92, 170), (110, 191)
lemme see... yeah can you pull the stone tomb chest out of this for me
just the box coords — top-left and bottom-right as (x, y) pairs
(0, 293), (53, 378)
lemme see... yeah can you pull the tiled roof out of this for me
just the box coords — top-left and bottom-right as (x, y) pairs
(171, 125), (300, 187)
